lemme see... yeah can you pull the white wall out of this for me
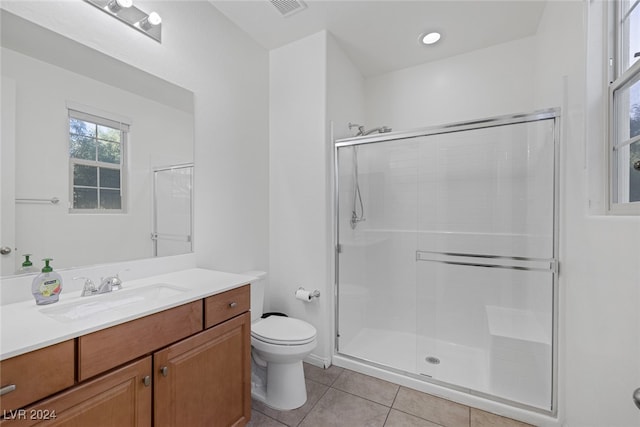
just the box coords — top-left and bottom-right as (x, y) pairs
(268, 31), (365, 365)
(365, 35), (537, 131)
(545, 1), (640, 426)
(269, 31), (329, 363)
(0, 1), (270, 275)
(327, 34), (366, 141)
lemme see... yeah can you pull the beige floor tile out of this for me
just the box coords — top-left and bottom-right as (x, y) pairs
(470, 408), (535, 427)
(247, 409), (288, 427)
(252, 379), (329, 426)
(392, 387), (469, 427)
(303, 362), (344, 386)
(332, 369), (399, 407)
(384, 409), (442, 427)
(299, 388), (390, 427)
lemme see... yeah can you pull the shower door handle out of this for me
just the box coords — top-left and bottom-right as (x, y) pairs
(633, 387), (640, 410)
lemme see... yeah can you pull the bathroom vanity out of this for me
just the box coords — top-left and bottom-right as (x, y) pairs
(0, 269), (252, 426)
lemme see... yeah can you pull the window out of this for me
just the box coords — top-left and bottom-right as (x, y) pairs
(68, 109), (128, 212)
(610, 0), (640, 213)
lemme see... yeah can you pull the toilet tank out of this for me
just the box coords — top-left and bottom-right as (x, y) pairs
(242, 270), (266, 322)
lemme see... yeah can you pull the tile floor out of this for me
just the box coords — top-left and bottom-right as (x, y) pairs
(247, 363), (535, 427)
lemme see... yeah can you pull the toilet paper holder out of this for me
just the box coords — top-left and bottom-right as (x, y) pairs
(296, 287), (320, 300)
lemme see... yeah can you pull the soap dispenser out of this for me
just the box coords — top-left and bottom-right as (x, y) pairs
(31, 258), (63, 305)
(18, 254), (39, 274)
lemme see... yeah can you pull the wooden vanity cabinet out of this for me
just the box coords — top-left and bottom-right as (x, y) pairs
(0, 357), (152, 427)
(154, 311), (251, 427)
(0, 284), (251, 427)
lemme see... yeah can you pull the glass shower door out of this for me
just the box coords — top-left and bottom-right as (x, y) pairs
(415, 120), (556, 410)
(336, 139), (419, 372)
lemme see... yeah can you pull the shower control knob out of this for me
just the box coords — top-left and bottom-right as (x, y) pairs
(633, 160), (640, 171)
(0, 246), (11, 255)
(633, 387), (640, 410)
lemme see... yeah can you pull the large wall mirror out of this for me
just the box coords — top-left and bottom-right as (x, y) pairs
(0, 10), (195, 276)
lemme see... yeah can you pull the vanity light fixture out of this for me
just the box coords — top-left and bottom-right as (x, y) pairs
(420, 31), (441, 45)
(84, 0), (162, 43)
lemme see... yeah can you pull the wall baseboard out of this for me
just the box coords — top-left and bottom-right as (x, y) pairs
(305, 352), (331, 369)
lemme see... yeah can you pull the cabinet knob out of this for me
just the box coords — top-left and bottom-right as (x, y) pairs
(160, 366), (169, 377)
(142, 376), (151, 387)
(228, 302), (237, 308)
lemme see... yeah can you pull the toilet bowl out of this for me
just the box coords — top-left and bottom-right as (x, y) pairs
(245, 272), (317, 411)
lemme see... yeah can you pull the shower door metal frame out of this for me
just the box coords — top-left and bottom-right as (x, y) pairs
(333, 108), (561, 416)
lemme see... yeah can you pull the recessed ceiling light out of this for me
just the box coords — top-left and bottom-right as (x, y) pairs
(420, 32), (441, 45)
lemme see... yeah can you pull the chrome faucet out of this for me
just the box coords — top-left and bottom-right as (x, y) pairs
(74, 270), (126, 297)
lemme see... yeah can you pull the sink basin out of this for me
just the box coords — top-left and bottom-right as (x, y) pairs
(40, 283), (188, 323)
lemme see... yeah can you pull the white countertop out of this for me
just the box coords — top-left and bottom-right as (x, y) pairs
(0, 268), (256, 360)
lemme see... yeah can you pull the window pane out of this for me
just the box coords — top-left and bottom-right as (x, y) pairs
(623, 0), (640, 71)
(614, 75), (640, 142)
(98, 140), (121, 164)
(100, 189), (121, 209)
(70, 135), (97, 160)
(632, 83), (640, 139)
(69, 118), (96, 137)
(73, 164), (98, 187)
(97, 125), (121, 143)
(100, 167), (121, 189)
(73, 187), (98, 209)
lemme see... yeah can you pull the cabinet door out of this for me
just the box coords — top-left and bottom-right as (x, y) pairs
(154, 312), (251, 427)
(0, 357), (152, 427)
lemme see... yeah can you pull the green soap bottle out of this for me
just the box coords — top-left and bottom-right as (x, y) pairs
(31, 258), (63, 305)
(18, 254), (38, 274)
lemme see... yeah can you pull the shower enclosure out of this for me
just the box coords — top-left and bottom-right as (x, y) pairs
(334, 109), (559, 413)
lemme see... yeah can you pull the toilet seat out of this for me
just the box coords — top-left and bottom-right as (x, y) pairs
(252, 316), (316, 346)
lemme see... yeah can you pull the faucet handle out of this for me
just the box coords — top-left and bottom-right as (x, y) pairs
(74, 276), (97, 296)
(111, 269), (129, 291)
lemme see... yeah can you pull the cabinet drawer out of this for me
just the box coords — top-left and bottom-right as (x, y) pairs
(0, 357), (152, 427)
(78, 301), (202, 381)
(0, 340), (75, 413)
(204, 285), (250, 329)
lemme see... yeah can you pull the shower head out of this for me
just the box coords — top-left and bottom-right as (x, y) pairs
(361, 126), (392, 136)
(348, 122), (392, 136)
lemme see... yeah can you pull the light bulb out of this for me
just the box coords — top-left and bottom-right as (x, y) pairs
(139, 12), (162, 30)
(107, 0), (133, 12)
(147, 12), (162, 26)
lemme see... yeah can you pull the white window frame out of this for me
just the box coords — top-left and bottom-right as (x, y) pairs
(608, 0), (640, 215)
(68, 108), (128, 214)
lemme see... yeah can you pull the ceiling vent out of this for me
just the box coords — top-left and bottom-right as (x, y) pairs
(269, 0), (307, 17)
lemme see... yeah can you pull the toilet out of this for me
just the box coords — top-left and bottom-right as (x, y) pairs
(245, 271), (317, 410)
